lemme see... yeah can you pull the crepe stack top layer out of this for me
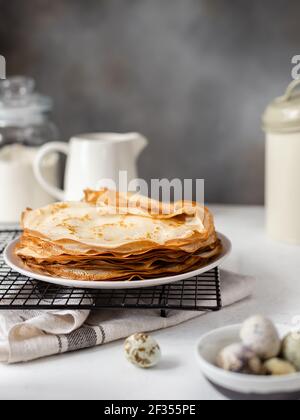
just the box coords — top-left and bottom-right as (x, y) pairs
(15, 189), (222, 281)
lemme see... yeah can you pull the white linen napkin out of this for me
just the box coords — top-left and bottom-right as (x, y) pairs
(0, 270), (255, 364)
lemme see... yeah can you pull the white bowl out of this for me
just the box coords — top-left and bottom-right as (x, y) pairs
(196, 324), (300, 400)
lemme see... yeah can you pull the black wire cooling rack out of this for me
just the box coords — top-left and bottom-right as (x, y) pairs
(0, 230), (222, 316)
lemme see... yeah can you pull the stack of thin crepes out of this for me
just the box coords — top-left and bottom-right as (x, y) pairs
(15, 189), (222, 282)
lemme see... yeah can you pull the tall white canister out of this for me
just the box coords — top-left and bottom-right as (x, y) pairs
(263, 80), (300, 245)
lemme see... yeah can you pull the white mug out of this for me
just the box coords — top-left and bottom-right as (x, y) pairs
(34, 132), (148, 202)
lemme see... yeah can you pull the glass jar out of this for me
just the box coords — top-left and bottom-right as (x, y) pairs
(0, 76), (58, 147)
(0, 77), (59, 223)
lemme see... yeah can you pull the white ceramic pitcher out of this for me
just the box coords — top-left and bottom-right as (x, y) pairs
(34, 132), (148, 201)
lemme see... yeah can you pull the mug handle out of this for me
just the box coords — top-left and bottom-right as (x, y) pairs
(34, 142), (69, 201)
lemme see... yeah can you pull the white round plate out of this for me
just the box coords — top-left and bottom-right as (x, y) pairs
(4, 233), (231, 290)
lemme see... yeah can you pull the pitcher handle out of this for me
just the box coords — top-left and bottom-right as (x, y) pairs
(34, 142), (69, 201)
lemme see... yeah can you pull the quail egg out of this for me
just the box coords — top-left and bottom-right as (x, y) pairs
(217, 343), (263, 375)
(124, 333), (161, 368)
(263, 358), (297, 376)
(240, 315), (281, 360)
(282, 332), (300, 371)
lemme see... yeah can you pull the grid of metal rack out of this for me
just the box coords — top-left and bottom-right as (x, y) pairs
(0, 230), (222, 315)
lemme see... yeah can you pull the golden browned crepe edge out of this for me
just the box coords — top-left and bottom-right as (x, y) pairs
(20, 242), (223, 282)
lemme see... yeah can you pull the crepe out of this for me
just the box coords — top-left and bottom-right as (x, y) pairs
(15, 189), (222, 281)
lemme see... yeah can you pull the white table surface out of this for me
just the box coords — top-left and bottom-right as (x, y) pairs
(0, 205), (299, 400)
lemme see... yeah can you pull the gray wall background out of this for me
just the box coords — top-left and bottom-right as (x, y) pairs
(0, 0), (298, 204)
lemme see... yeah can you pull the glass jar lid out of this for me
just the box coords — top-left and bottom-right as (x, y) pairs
(263, 80), (300, 133)
(0, 76), (52, 125)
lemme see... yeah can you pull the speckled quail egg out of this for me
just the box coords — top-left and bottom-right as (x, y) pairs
(124, 333), (161, 368)
(282, 332), (300, 371)
(240, 315), (281, 360)
(217, 343), (263, 375)
(263, 358), (297, 376)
